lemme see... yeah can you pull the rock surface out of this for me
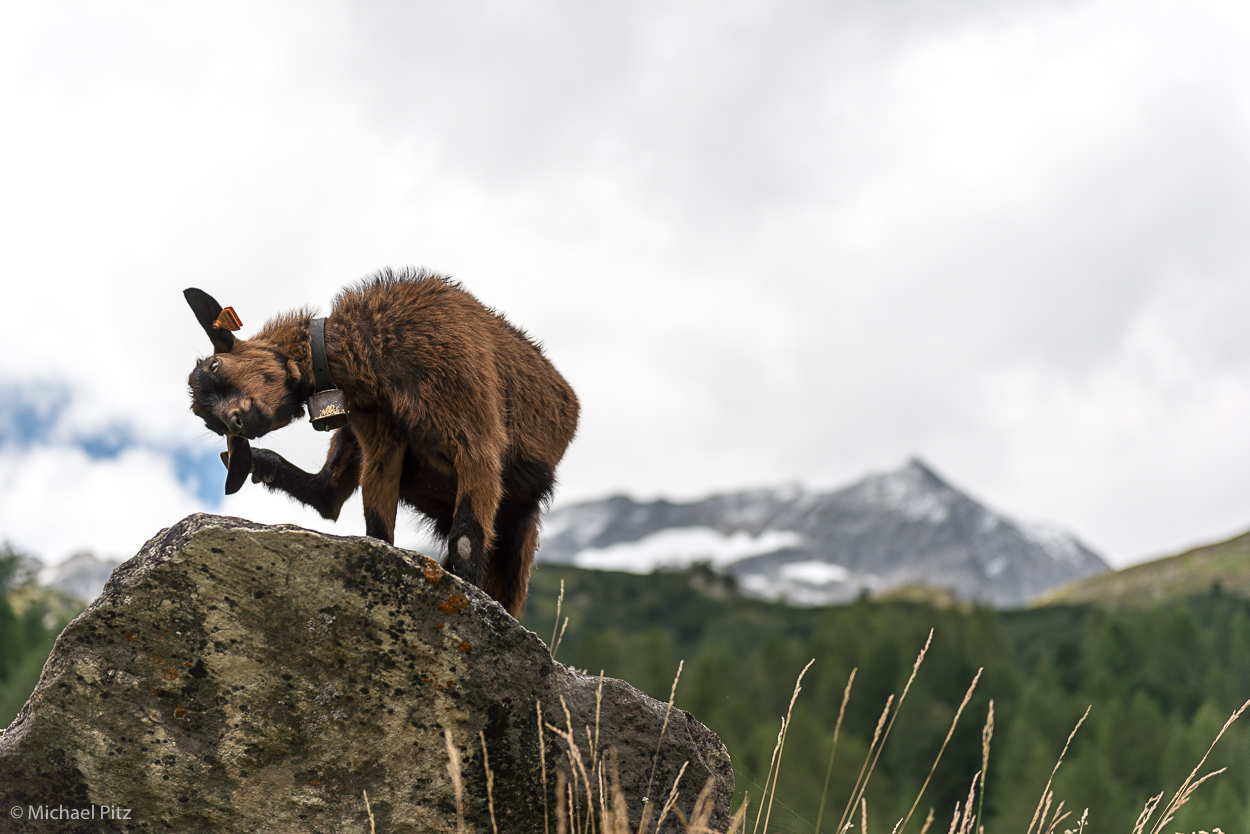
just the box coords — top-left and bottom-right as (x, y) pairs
(0, 514), (733, 833)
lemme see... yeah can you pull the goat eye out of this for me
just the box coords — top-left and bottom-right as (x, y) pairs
(209, 358), (220, 373)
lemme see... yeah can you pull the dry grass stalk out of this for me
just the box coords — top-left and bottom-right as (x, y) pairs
(551, 579), (565, 648)
(897, 668), (983, 834)
(362, 790), (376, 834)
(592, 672), (607, 834)
(548, 696), (593, 833)
(554, 616), (570, 661)
(653, 760), (689, 832)
(684, 776), (719, 833)
(917, 807), (935, 834)
(861, 796), (869, 834)
(839, 629), (933, 834)
(751, 721), (787, 834)
(955, 771), (979, 834)
(944, 801), (962, 834)
(444, 728), (466, 834)
(540, 700), (552, 834)
(1035, 792), (1054, 834)
(557, 770), (570, 834)
(760, 658), (816, 834)
(1130, 793), (1163, 834)
(599, 759), (610, 833)
(1145, 697), (1250, 834)
(1064, 807), (1088, 834)
(838, 695), (894, 834)
(1025, 706), (1090, 834)
(594, 760), (618, 834)
(975, 700), (994, 834)
(480, 730), (499, 834)
(1041, 800), (1070, 834)
(1151, 769), (1228, 834)
(595, 671), (606, 757)
(607, 748), (631, 834)
(639, 660), (685, 834)
(724, 793), (749, 834)
(814, 668), (857, 834)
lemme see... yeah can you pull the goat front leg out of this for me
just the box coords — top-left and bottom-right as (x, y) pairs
(355, 419), (406, 544)
(222, 426), (362, 520)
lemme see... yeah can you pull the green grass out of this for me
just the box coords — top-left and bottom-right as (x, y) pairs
(1039, 531), (1250, 609)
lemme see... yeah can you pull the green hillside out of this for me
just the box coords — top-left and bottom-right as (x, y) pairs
(522, 564), (1250, 834)
(1038, 530), (1250, 608)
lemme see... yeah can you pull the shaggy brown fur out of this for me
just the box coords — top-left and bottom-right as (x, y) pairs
(185, 268), (579, 616)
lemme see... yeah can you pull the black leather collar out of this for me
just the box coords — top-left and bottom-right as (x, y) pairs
(310, 317), (336, 392)
(307, 318), (350, 431)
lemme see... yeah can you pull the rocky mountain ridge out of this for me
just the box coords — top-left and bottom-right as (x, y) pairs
(538, 458), (1109, 607)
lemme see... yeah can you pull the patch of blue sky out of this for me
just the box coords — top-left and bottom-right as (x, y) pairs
(77, 426), (136, 460)
(0, 378), (224, 509)
(172, 447), (227, 508)
(0, 382), (71, 449)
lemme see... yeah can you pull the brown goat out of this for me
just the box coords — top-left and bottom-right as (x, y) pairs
(185, 268), (579, 616)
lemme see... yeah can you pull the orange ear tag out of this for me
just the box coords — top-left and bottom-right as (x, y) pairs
(213, 307), (242, 331)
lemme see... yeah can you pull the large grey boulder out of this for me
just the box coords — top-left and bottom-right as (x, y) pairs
(0, 514), (733, 833)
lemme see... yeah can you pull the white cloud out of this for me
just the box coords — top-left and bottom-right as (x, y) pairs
(2, 1), (1250, 567)
(0, 445), (200, 561)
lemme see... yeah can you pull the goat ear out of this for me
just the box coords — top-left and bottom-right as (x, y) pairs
(223, 435), (253, 495)
(184, 287), (237, 353)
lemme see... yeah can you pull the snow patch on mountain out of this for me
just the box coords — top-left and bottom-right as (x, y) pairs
(1019, 521), (1090, 565)
(571, 527), (805, 573)
(778, 560), (849, 585)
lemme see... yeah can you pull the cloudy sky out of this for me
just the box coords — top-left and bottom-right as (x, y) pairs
(2, 0), (1249, 569)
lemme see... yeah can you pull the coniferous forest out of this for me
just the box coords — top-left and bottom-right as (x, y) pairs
(3, 550), (1250, 832)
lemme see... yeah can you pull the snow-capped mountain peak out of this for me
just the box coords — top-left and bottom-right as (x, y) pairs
(844, 458), (958, 524)
(538, 458), (1108, 607)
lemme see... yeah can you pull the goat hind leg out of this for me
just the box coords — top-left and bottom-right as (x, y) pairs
(485, 503), (541, 618)
(484, 458), (555, 617)
(445, 454), (502, 592)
